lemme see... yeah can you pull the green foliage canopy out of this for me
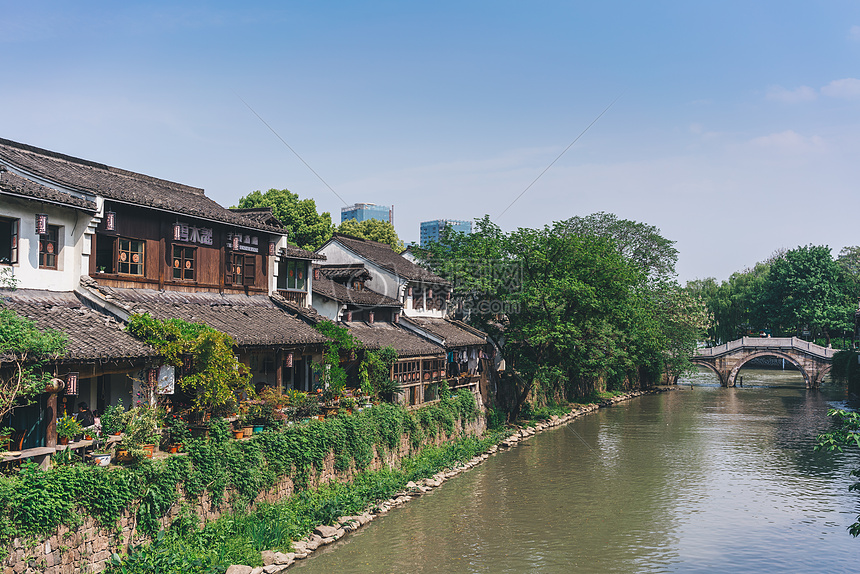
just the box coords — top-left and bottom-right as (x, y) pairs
(235, 188), (334, 250)
(336, 218), (404, 252)
(126, 314), (252, 414)
(0, 307), (67, 423)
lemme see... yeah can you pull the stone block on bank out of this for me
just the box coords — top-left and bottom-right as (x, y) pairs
(225, 566), (253, 574)
(313, 525), (339, 539)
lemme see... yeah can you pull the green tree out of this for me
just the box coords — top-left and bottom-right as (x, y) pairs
(235, 188), (334, 250)
(0, 308), (67, 423)
(561, 211), (679, 281)
(336, 218), (404, 252)
(687, 261), (770, 345)
(759, 245), (853, 344)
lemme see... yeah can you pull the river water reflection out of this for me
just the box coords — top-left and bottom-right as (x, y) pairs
(294, 369), (859, 573)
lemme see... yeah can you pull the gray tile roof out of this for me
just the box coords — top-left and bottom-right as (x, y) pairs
(89, 286), (329, 348)
(401, 316), (486, 348)
(0, 170), (97, 212)
(344, 321), (444, 357)
(312, 276), (402, 308)
(0, 137), (281, 234)
(0, 290), (154, 361)
(317, 264), (371, 282)
(325, 234), (450, 286)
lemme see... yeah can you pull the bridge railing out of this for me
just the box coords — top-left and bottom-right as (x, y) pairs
(693, 336), (835, 358)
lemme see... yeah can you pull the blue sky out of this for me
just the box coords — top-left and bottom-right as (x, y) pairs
(2, 1), (859, 282)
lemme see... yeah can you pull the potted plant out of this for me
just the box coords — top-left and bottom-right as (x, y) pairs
(100, 400), (126, 436)
(165, 415), (190, 453)
(90, 431), (112, 466)
(120, 405), (160, 461)
(56, 415), (82, 446)
(340, 397), (356, 414)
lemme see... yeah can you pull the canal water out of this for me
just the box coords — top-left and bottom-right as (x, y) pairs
(294, 369), (860, 573)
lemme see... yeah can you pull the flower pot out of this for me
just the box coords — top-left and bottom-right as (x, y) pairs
(242, 426), (253, 438)
(58, 437), (69, 445)
(233, 430), (244, 440)
(92, 453), (111, 467)
(253, 425), (264, 434)
(142, 444), (155, 459)
(168, 445), (179, 454)
(84, 435), (93, 441)
(115, 448), (131, 462)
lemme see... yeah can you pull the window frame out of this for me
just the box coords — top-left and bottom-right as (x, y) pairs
(172, 244), (196, 281)
(228, 253), (256, 287)
(38, 225), (60, 270)
(0, 217), (18, 265)
(117, 237), (145, 276)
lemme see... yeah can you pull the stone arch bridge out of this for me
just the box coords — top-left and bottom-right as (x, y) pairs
(690, 337), (835, 389)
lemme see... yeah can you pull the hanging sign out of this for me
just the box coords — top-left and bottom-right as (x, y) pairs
(157, 365), (175, 395)
(227, 232), (259, 253)
(173, 222), (213, 245)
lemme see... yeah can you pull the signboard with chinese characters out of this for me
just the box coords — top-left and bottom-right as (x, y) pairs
(174, 223), (213, 245)
(157, 365), (175, 395)
(227, 232), (259, 253)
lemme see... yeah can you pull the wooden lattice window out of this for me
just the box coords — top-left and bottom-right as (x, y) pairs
(39, 225), (59, 270)
(117, 238), (145, 275)
(172, 245), (196, 281)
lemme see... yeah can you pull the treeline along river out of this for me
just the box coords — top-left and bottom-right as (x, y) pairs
(293, 369), (859, 573)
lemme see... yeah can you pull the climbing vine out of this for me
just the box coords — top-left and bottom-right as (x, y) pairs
(126, 314), (253, 414)
(0, 390), (481, 559)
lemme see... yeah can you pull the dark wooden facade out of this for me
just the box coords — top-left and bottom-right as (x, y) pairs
(90, 203), (278, 294)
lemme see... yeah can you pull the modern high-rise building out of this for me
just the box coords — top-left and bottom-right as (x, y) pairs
(341, 203), (393, 224)
(419, 219), (472, 247)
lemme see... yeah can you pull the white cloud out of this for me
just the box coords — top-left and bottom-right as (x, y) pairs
(766, 85), (817, 103)
(821, 78), (860, 99)
(748, 130), (824, 152)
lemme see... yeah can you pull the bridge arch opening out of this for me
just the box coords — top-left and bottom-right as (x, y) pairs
(730, 351), (809, 388)
(683, 361), (723, 386)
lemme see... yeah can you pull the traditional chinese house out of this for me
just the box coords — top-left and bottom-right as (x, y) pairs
(0, 137), (330, 459)
(314, 235), (490, 405)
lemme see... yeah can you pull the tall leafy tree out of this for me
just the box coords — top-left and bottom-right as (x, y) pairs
(561, 211), (679, 281)
(235, 188), (334, 250)
(0, 307), (67, 423)
(760, 245), (853, 344)
(336, 218), (404, 252)
(417, 214), (692, 419)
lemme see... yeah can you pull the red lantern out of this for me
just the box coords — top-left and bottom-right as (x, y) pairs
(105, 211), (116, 231)
(35, 213), (48, 235)
(313, 268), (320, 280)
(428, 289), (433, 299)
(268, 241), (276, 256)
(285, 352), (293, 368)
(394, 313), (400, 324)
(232, 234), (240, 250)
(65, 372), (79, 396)
(368, 311), (374, 324)
(345, 311), (353, 322)
(173, 222), (182, 241)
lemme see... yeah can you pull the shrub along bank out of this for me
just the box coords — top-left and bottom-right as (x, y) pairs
(104, 432), (502, 573)
(0, 389), (480, 569)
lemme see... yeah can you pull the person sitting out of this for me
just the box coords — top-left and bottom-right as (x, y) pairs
(75, 402), (95, 428)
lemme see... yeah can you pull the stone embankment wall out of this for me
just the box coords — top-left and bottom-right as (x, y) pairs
(2, 416), (486, 574)
(223, 389), (666, 573)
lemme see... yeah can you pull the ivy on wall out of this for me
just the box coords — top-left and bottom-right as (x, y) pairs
(126, 314), (253, 414)
(0, 390), (480, 559)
